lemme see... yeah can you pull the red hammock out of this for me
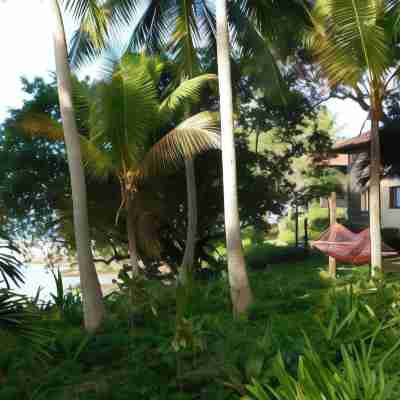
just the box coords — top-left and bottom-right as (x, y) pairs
(311, 223), (398, 265)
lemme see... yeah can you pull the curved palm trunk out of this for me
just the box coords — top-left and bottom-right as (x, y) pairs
(216, 0), (253, 315)
(126, 198), (140, 276)
(369, 115), (382, 275)
(51, 0), (104, 331)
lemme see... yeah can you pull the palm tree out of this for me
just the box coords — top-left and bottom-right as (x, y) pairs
(0, 232), (24, 289)
(100, 0), (257, 311)
(305, 0), (400, 274)
(79, 54), (220, 275)
(215, 0), (252, 314)
(68, 0), (307, 311)
(51, 0), (104, 331)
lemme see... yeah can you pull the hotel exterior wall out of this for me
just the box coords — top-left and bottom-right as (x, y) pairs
(381, 177), (400, 229)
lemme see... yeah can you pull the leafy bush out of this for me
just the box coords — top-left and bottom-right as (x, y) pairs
(48, 268), (83, 325)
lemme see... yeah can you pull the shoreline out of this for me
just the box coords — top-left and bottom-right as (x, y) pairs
(62, 269), (117, 278)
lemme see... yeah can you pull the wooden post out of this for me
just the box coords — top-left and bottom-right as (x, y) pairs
(328, 192), (337, 278)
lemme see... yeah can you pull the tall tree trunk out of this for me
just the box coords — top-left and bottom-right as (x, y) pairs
(126, 198), (140, 276)
(369, 115), (382, 275)
(295, 203), (299, 248)
(216, 0), (253, 315)
(304, 214), (309, 252)
(180, 159), (197, 284)
(51, 0), (104, 331)
(328, 192), (337, 278)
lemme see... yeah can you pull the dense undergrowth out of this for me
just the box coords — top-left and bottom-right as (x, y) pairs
(2, 250), (400, 399)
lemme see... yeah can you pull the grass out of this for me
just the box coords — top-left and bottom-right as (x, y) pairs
(2, 244), (400, 399)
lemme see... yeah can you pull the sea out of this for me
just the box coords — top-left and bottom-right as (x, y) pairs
(2, 264), (116, 301)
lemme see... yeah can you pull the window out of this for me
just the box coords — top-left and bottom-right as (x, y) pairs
(361, 190), (369, 212)
(390, 187), (400, 209)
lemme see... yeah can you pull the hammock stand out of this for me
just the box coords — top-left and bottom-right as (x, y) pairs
(311, 223), (398, 265)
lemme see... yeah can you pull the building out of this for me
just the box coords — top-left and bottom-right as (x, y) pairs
(332, 132), (400, 230)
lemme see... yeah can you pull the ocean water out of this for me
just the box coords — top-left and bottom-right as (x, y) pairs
(2, 264), (115, 300)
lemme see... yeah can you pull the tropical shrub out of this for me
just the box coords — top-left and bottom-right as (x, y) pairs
(0, 233), (24, 289)
(243, 337), (400, 400)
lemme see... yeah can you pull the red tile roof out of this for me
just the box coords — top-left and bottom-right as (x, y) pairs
(317, 153), (349, 166)
(333, 132), (371, 153)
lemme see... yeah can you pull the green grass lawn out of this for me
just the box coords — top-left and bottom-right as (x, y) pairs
(2, 250), (400, 400)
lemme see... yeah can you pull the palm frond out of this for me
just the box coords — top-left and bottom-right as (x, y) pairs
(167, 0), (204, 77)
(117, 0), (215, 77)
(63, 0), (110, 68)
(105, 0), (143, 28)
(140, 111), (220, 178)
(0, 236), (24, 289)
(88, 55), (160, 170)
(126, 0), (172, 53)
(0, 289), (52, 358)
(80, 136), (115, 179)
(69, 28), (105, 69)
(159, 73), (217, 116)
(306, 0), (392, 87)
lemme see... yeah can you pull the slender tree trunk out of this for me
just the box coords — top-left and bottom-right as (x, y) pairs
(51, 0), (104, 331)
(328, 192), (337, 278)
(295, 203), (299, 248)
(180, 159), (197, 284)
(126, 198), (140, 277)
(304, 215), (309, 251)
(216, 0), (253, 315)
(369, 115), (382, 275)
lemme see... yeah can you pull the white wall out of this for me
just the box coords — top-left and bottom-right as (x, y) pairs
(381, 177), (400, 229)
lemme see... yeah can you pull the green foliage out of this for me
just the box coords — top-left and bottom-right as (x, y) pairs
(4, 253), (400, 399)
(0, 290), (52, 359)
(0, 233), (24, 288)
(245, 243), (308, 270)
(49, 268), (83, 325)
(244, 337), (400, 400)
(108, 266), (159, 327)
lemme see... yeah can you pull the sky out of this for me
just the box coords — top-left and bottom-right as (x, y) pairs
(0, 0), (368, 138)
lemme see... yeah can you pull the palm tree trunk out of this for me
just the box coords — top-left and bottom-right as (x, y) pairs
(295, 203), (299, 248)
(216, 0), (253, 315)
(369, 115), (382, 275)
(126, 198), (140, 276)
(328, 192), (337, 278)
(51, 0), (104, 332)
(180, 159), (197, 284)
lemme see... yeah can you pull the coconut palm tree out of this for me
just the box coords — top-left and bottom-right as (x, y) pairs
(215, 0), (252, 314)
(78, 54), (220, 275)
(51, 0), (104, 332)
(69, 0), (307, 295)
(305, 0), (400, 274)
